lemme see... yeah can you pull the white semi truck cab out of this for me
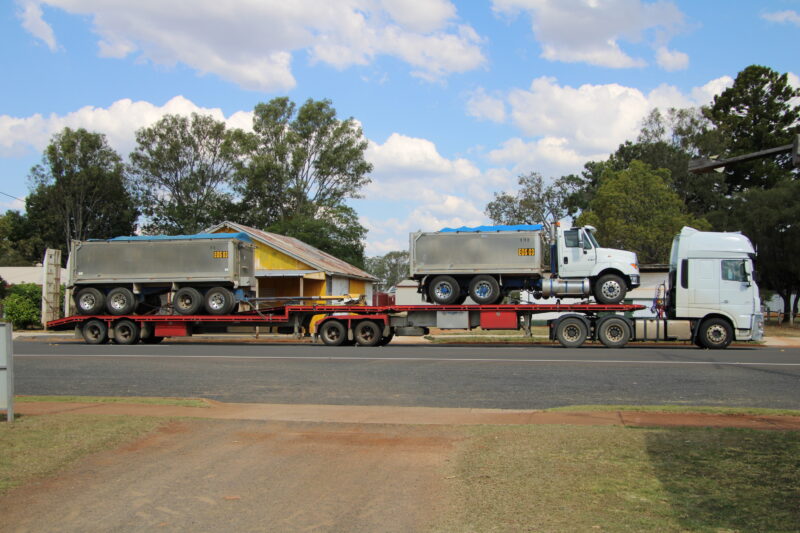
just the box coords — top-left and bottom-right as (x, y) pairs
(663, 226), (764, 347)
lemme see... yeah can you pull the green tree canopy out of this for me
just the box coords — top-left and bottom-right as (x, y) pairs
(576, 160), (710, 263)
(365, 251), (410, 292)
(26, 127), (137, 257)
(0, 210), (42, 265)
(129, 113), (243, 234)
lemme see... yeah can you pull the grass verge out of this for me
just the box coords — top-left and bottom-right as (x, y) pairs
(16, 395), (209, 408)
(0, 413), (166, 493)
(435, 424), (800, 532)
(546, 404), (800, 417)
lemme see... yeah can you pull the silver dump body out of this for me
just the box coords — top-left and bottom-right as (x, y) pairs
(410, 228), (543, 276)
(67, 234), (255, 289)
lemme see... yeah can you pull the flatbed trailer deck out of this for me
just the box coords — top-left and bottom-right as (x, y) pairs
(46, 303), (646, 348)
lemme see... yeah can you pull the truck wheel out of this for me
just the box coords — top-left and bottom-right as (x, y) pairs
(82, 319), (109, 344)
(594, 274), (626, 305)
(205, 287), (235, 315)
(354, 320), (382, 347)
(555, 317), (588, 348)
(75, 288), (105, 315)
(320, 320), (346, 346)
(428, 275), (461, 305)
(173, 287), (203, 315)
(698, 318), (733, 349)
(106, 287), (136, 315)
(112, 319), (140, 345)
(596, 317), (630, 348)
(469, 275), (501, 305)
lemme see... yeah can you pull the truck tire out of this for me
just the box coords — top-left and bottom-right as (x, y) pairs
(354, 320), (382, 347)
(112, 319), (140, 345)
(596, 316), (631, 348)
(106, 287), (136, 315)
(82, 319), (109, 344)
(320, 320), (346, 346)
(468, 275), (501, 305)
(594, 274), (626, 305)
(555, 317), (588, 348)
(75, 288), (105, 315)
(204, 287), (235, 315)
(173, 287), (203, 315)
(428, 275), (461, 305)
(698, 318), (733, 349)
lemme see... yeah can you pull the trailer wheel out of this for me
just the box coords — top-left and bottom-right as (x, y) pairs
(173, 287), (203, 315)
(112, 319), (140, 345)
(205, 287), (235, 315)
(555, 317), (588, 348)
(75, 288), (106, 315)
(596, 316), (630, 348)
(82, 319), (109, 344)
(698, 318), (733, 349)
(106, 287), (136, 315)
(594, 274), (626, 305)
(469, 275), (501, 305)
(428, 275), (461, 305)
(319, 320), (346, 346)
(354, 320), (382, 347)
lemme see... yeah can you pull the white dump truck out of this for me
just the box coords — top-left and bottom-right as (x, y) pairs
(409, 224), (640, 305)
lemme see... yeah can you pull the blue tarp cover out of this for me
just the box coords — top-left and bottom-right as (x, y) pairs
(438, 224), (543, 233)
(104, 232), (253, 242)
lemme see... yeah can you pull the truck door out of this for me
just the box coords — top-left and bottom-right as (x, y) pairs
(558, 228), (595, 278)
(719, 259), (755, 328)
(688, 259), (719, 305)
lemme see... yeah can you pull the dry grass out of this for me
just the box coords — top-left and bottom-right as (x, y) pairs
(16, 395), (209, 407)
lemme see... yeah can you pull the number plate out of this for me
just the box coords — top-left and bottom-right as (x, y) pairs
(517, 248), (535, 256)
(212, 250), (229, 259)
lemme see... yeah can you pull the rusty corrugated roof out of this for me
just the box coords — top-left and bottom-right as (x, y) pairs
(206, 221), (378, 281)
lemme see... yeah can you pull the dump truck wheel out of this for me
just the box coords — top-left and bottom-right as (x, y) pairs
(320, 320), (346, 346)
(205, 287), (235, 315)
(112, 319), (140, 345)
(594, 274), (626, 304)
(106, 287), (136, 315)
(469, 275), (501, 305)
(555, 317), (588, 348)
(596, 316), (630, 348)
(82, 319), (108, 344)
(173, 287), (203, 315)
(428, 275), (461, 305)
(354, 320), (382, 347)
(75, 288), (105, 315)
(698, 318), (733, 349)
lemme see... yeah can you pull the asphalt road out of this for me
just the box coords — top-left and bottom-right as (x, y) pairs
(12, 340), (800, 409)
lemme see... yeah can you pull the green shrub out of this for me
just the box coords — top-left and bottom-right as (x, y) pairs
(9, 283), (42, 301)
(3, 293), (41, 329)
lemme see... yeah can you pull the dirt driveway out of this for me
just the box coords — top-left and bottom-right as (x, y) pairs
(1, 418), (457, 533)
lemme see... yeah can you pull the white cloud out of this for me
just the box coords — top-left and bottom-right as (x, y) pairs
(0, 96), (253, 158)
(488, 136), (604, 177)
(762, 10), (800, 26)
(656, 46), (688, 71)
(492, 0), (686, 70)
(17, 0), (485, 91)
(466, 88), (507, 122)
(16, 0), (57, 51)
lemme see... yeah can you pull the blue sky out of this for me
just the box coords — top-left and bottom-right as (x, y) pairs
(1, 0), (797, 256)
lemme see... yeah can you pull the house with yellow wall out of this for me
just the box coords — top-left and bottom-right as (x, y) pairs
(205, 221), (378, 304)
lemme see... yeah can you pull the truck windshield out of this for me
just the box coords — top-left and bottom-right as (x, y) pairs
(585, 230), (600, 249)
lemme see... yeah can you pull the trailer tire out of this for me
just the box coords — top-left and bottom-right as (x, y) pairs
(428, 275), (461, 305)
(112, 319), (140, 345)
(82, 319), (109, 344)
(75, 288), (106, 315)
(468, 275), (501, 305)
(205, 287), (235, 315)
(106, 287), (136, 315)
(698, 318), (733, 349)
(354, 320), (382, 347)
(596, 316), (631, 348)
(555, 317), (588, 348)
(594, 274), (626, 305)
(319, 320), (346, 346)
(173, 287), (203, 315)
